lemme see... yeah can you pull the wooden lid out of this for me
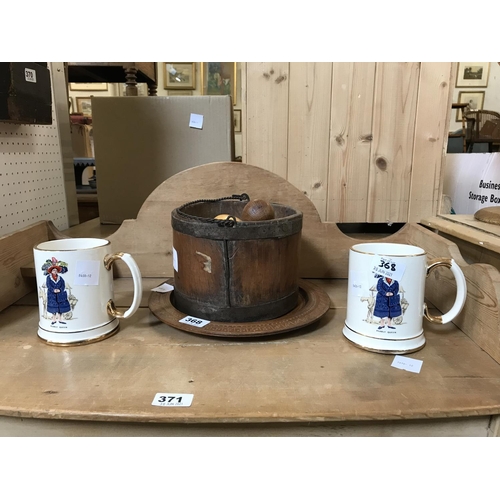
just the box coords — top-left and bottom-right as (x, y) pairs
(474, 206), (500, 225)
(148, 278), (331, 338)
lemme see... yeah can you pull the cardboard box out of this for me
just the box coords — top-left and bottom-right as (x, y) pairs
(92, 96), (234, 224)
(71, 124), (94, 158)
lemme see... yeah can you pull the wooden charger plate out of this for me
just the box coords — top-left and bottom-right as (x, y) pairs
(148, 279), (331, 338)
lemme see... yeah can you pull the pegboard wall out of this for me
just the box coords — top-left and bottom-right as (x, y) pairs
(0, 66), (69, 238)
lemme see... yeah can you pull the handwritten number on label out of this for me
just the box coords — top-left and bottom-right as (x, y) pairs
(379, 259), (397, 271)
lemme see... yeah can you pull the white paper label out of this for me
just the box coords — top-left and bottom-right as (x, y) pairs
(371, 255), (406, 282)
(74, 260), (100, 286)
(349, 270), (366, 297)
(25, 68), (37, 83)
(152, 393), (194, 407)
(391, 355), (423, 374)
(172, 247), (178, 272)
(189, 113), (204, 129)
(179, 315), (210, 328)
(151, 283), (174, 293)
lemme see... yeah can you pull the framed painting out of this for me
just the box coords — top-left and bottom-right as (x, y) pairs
(164, 63), (196, 89)
(168, 90), (193, 96)
(76, 97), (92, 117)
(201, 62), (236, 105)
(233, 109), (241, 132)
(456, 91), (485, 121)
(456, 63), (490, 88)
(69, 82), (108, 91)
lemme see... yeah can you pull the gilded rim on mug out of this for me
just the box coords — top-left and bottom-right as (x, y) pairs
(350, 243), (426, 257)
(342, 323), (424, 342)
(343, 334), (426, 355)
(37, 324), (120, 347)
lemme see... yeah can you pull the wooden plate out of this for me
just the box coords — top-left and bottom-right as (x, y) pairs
(148, 279), (331, 337)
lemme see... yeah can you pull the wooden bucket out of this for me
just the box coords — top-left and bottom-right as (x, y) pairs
(171, 195), (303, 322)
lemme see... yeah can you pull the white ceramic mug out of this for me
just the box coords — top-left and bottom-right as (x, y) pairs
(33, 238), (142, 346)
(342, 242), (467, 354)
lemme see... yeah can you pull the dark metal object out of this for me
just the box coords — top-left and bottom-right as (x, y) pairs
(0, 63), (52, 125)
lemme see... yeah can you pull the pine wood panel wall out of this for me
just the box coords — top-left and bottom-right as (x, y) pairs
(243, 62), (454, 223)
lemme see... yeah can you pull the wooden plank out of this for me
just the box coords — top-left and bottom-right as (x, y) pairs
(408, 63), (454, 223)
(421, 215), (500, 255)
(0, 221), (51, 312)
(327, 62), (376, 222)
(3, 280), (500, 423)
(407, 223), (500, 364)
(105, 161), (413, 280)
(367, 63), (420, 223)
(0, 415), (490, 437)
(245, 63), (289, 178)
(287, 62), (332, 220)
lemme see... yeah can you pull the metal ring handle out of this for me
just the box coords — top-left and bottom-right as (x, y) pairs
(424, 258), (467, 324)
(104, 252), (142, 319)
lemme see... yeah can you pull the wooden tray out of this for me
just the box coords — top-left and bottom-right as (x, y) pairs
(148, 278), (331, 337)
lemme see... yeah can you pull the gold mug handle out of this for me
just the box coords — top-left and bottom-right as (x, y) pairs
(103, 252), (142, 319)
(423, 258), (467, 324)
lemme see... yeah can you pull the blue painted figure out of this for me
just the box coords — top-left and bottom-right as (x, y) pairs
(373, 276), (402, 330)
(42, 257), (71, 325)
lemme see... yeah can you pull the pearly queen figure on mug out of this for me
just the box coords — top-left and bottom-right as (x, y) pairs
(42, 257), (72, 325)
(373, 275), (402, 330)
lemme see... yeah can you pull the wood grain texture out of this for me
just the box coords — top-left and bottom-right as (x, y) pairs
(3, 280), (500, 424)
(367, 63), (420, 222)
(0, 415), (491, 437)
(287, 62), (332, 220)
(408, 63), (454, 223)
(242, 62), (453, 223)
(0, 221), (54, 312)
(245, 63), (289, 178)
(105, 161), (412, 280)
(327, 62), (376, 222)
(406, 223), (500, 364)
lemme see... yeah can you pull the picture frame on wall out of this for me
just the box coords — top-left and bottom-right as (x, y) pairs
(456, 91), (485, 121)
(68, 97), (74, 113)
(233, 109), (241, 132)
(69, 82), (108, 91)
(163, 63), (196, 89)
(456, 62), (490, 88)
(76, 97), (92, 117)
(168, 90), (193, 96)
(201, 62), (236, 105)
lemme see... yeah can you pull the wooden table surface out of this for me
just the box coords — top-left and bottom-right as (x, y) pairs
(3, 278), (500, 429)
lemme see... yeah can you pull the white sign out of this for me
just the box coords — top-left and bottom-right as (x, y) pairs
(25, 68), (37, 83)
(179, 315), (210, 328)
(172, 247), (178, 272)
(391, 355), (423, 374)
(151, 393), (194, 407)
(443, 153), (500, 214)
(74, 260), (100, 286)
(189, 113), (204, 129)
(371, 255), (406, 282)
(349, 270), (367, 297)
(151, 283), (174, 293)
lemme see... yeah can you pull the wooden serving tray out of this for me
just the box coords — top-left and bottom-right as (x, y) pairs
(148, 278), (331, 337)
